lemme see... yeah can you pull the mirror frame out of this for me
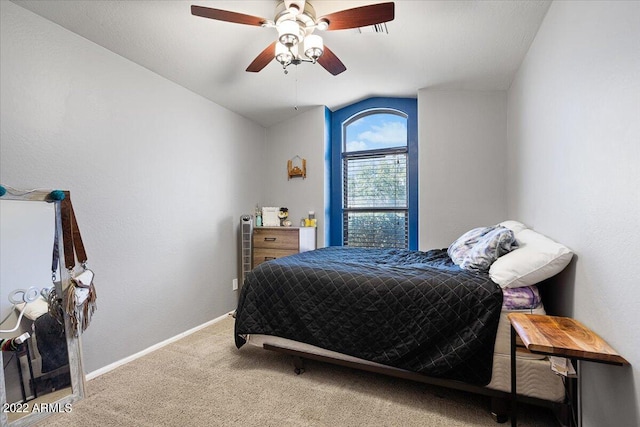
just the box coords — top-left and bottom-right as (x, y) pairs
(0, 187), (86, 426)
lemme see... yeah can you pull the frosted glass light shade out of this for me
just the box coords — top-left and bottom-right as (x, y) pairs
(304, 34), (324, 61)
(275, 42), (293, 66)
(278, 20), (301, 47)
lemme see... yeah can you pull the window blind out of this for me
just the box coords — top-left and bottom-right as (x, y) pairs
(343, 151), (408, 248)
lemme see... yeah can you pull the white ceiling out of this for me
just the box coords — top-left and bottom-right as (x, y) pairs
(11, 0), (551, 128)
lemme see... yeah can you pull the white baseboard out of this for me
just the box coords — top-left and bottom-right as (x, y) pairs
(85, 311), (233, 381)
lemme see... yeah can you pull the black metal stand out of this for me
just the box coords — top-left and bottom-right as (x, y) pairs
(510, 326), (518, 427)
(511, 325), (579, 427)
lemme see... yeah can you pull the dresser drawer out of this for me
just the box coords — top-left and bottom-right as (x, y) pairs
(251, 226), (316, 269)
(253, 228), (299, 250)
(253, 248), (298, 267)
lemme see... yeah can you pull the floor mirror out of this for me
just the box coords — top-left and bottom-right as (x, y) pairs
(0, 187), (86, 426)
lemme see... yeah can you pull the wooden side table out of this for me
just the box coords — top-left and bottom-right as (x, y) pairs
(508, 313), (629, 427)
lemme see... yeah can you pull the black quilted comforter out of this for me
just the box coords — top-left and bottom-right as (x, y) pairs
(235, 247), (503, 385)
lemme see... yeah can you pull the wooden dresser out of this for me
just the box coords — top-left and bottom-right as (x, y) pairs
(252, 227), (316, 268)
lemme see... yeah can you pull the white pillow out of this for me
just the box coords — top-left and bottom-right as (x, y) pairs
(489, 228), (573, 288)
(15, 296), (49, 321)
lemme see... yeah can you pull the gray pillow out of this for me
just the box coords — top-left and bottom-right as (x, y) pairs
(447, 226), (496, 266)
(459, 226), (519, 272)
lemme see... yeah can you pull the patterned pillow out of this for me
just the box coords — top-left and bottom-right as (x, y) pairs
(447, 226), (496, 265)
(459, 226), (519, 272)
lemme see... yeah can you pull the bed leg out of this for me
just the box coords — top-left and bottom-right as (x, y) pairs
(292, 356), (305, 375)
(491, 397), (509, 423)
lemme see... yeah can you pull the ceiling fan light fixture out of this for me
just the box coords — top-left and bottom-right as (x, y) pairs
(304, 34), (323, 62)
(277, 20), (302, 47)
(191, 1), (396, 76)
(275, 42), (293, 67)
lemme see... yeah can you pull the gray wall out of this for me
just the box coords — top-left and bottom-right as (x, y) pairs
(263, 107), (328, 248)
(0, 2), (266, 374)
(3, 3), (638, 427)
(507, 1), (640, 426)
(266, 90), (511, 256)
(418, 90), (508, 250)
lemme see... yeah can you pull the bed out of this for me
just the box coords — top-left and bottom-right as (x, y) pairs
(234, 221), (574, 423)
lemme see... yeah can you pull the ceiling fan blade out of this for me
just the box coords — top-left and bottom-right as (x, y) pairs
(246, 42), (277, 72)
(319, 2), (395, 31)
(317, 45), (346, 76)
(191, 5), (266, 27)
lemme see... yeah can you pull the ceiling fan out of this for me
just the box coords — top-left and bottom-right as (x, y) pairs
(191, 1), (395, 76)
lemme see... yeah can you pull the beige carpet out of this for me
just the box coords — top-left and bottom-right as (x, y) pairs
(38, 316), (556, 426)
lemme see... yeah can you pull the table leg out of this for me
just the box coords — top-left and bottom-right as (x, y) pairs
(511, 325), (517, 427)
(576, 360), (581, 427)
(562, 359), (580, 427)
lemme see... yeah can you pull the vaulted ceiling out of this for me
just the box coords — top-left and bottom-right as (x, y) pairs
(12, 0), (551, 127)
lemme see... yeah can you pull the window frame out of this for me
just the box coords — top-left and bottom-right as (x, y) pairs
(330, 97), (418, 249)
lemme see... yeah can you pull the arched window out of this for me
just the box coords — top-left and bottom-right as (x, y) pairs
(330, 98), (417, 248)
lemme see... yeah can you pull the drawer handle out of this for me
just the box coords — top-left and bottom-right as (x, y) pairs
(264, 237), (277, 242)
(264, 257), (276, 261)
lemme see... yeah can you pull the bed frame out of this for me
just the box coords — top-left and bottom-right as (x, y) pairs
(262, 342), (571, 425)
